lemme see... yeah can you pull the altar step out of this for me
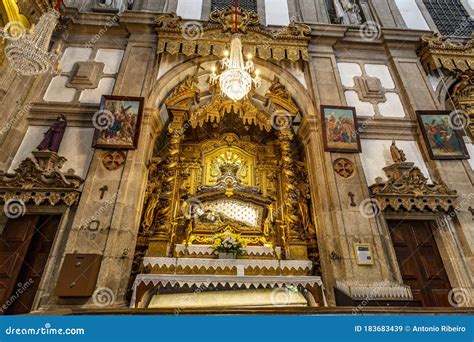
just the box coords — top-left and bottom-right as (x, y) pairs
(143, 257), (314, 276)
(131, 274), (327, 309)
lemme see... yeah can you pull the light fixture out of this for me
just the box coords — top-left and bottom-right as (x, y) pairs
(2, 1), (62, 76)
(209, 2), (260, 101)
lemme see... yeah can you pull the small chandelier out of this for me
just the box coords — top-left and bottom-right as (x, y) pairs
(210, 35), (260, 101)
(2, 1), (62, 76)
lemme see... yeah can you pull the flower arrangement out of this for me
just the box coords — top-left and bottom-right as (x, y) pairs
(211, 231), (247, 258)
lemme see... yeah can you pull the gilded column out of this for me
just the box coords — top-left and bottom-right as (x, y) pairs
(278, 128), (308, 259)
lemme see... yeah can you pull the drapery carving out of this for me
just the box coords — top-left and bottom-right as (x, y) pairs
(155, 8), (310, 62)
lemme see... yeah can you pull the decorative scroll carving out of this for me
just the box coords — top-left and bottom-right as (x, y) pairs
(0, 151), (83, 206)
(418, 33), (474, 137)
(452, 69), (474, 137)
(419, 33), (474, 72)
(155, 9), (310, 62)
(209, 7), (260, 33)
(164, 75), (200, 110)
(369, 143), (457, 212)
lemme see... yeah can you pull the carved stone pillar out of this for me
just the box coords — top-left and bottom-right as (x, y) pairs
(452, 70), (474, 139)
(278, 128), (308, 260)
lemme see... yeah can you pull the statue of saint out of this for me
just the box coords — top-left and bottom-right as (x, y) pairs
(390, 140), (406, 163)
(37, 114), (67, 152)
(333, 0), (363, 25)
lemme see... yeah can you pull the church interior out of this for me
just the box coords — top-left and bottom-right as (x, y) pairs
(0, 0), (473, 314)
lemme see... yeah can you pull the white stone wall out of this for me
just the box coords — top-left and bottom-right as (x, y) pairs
(338, 62), (406, 118)
(265, 0), (290, 25)
(394, 0), (430, 30)
(176, 0), (203, 20)
(43, 47), (124, 104)
(360, 139), (431, 184)
(8, 126), (95, 178)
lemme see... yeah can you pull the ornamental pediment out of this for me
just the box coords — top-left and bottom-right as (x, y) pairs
(155, 8), (310, 62)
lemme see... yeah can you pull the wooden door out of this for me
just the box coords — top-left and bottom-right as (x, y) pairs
(0, 215), (61, 314)
(389, 220), (452, 307)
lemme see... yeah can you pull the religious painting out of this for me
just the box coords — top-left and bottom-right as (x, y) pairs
(92, 95), (144, 149)
(416, 111), (469, 160)
(321, 105), (361, 153)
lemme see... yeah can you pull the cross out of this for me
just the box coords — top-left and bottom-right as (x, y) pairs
(99, 185), (108, 200)
(348, 192), (356, 207)
(469, 207), (474, 220)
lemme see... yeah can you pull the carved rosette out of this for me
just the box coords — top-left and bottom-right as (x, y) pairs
(0, 151), (83, 207)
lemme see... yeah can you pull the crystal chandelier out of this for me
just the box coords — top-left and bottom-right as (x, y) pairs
(210, 35), (260, 101)
(209, 1), (260, 101)
(2, 2), (62, 76)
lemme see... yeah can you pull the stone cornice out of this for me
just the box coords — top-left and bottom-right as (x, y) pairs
(28, 102), (99, 127)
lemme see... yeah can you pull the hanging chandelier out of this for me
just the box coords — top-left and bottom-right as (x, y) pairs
(209, 2), (261, 101)
(2, 1), (62, 76)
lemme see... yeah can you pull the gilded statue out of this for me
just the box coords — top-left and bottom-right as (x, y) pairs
(142, 159), (163, 233)
(390, 140), (406, 163)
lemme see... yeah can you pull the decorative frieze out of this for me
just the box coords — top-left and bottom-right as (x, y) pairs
(0, 151), (83, 207)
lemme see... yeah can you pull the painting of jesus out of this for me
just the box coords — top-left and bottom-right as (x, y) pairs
(417, 111), (469, 160)
(321, 105), (361, 153)
(92, 95), (144, 149)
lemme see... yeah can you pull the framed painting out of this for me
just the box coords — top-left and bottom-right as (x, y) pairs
(92, 95), (144, 149)
(416, 111), (469, 160)
(321, 105), (361, 153)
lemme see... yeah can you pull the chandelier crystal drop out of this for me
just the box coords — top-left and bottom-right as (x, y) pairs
(210, 34), (261, 101)
(3, 9), (60, 76)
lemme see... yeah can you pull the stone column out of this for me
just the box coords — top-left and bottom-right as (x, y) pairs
(304, 46), (396, 304)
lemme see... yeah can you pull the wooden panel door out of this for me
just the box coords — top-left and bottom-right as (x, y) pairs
(6, 216), (61, 314)
(389, 220), (452, 307)
(0, 216), (39, 312)
(1, 215), (61, 314)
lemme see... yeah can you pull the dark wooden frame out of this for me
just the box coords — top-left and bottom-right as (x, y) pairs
(92, 95), (144, 150)
(416, 110), (469, 160)
(321, 105), (361, 153)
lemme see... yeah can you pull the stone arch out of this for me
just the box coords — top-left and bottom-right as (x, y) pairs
(146, 55), (317, 126)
